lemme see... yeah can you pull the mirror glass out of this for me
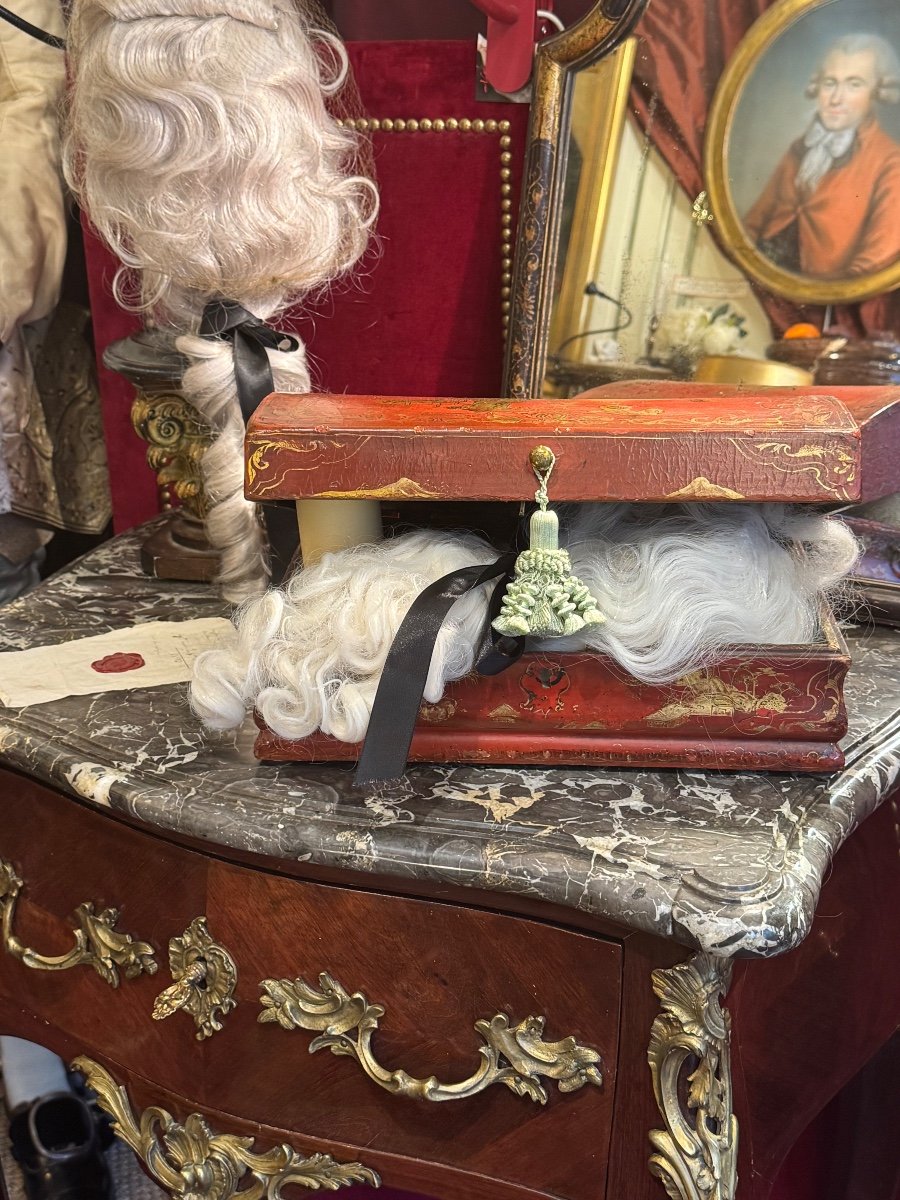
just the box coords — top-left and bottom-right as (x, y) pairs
(543, 35), (771, 397)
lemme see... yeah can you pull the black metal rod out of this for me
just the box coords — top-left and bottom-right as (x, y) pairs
(0, 3), (65, 49)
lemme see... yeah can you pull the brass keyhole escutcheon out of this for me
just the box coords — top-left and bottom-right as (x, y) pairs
(153, 917), (236, 1040)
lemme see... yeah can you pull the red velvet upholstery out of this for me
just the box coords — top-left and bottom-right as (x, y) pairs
(82, 40), (527, 531)
(295, 43), (527, 397)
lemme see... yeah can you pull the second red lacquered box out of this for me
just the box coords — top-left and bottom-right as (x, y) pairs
(255, 606), (850, 773)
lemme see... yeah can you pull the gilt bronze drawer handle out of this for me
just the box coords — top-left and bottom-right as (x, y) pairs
(72, 1057), (380, 1198)
(0, 856), (157, 987)
(259, 972), (603, 1104)
(152, 917), (237, 1040)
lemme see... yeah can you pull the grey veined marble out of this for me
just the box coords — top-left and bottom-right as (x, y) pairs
(0, 522), (897, 959)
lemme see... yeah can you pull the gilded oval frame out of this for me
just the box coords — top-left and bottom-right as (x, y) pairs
(704, 0), (900, 305)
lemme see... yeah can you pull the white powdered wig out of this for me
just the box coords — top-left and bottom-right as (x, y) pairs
(190, 531), (498, 741)
(555, 503), (859, 682)
(64, 0), (376, 599)
(189, 504), (860, 739)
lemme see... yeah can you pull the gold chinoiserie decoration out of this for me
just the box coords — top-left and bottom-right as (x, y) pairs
(259, 972), (603, 1104)
(72, 1057), (380, 1198)
(647, 953), (738, 1200)
(152, 917), (237, 1040)
(0, 857), (157, 987)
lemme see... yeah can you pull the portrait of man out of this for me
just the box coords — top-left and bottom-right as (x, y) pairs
(742, 32), (900, 279)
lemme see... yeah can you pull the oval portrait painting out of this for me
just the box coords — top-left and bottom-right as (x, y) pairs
(705, 0), (900, 303)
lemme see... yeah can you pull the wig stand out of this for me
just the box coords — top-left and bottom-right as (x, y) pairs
(140, 511), (219, 583)
(104, 331), (220, 584)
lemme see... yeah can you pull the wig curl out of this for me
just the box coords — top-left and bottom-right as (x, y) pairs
(190, 530), (497, 741)
(64, 0), (376, 598)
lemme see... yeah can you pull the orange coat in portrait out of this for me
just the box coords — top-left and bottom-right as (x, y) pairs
(743, 116), (900, 278)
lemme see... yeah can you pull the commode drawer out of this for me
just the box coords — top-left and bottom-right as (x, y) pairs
(0, 770), (622, 1200)
(202, 861), (622, 1200)
(0, 772), (208, 1099)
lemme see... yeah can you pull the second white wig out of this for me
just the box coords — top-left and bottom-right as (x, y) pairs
(190, 504), (859, 740)
(64, 0), (376, 599)
(554, 503), (857, 677)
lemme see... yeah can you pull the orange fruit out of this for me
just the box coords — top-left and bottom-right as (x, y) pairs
(783, 322), (821, 339)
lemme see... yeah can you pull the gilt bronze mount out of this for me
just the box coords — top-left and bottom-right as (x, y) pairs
(153, 917), (237, 1040)
(0, 856), (157, 987)
(648, 953), (738, 1200)
(72, 1057), (379, 1198)
(259, 971), (602, 1105)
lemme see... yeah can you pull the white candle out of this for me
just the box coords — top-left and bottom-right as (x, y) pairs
(295, 499), (383, 566)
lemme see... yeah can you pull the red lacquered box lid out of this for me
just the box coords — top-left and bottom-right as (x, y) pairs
(245, 383), (900, 504)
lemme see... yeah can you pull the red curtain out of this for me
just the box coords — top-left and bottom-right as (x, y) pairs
(630, 0), (900, 338)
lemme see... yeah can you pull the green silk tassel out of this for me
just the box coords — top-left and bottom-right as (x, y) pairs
(492, 448), (605, 640)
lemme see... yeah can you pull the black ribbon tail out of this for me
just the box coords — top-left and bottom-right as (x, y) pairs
(199, 299), (299, 422)
(199, 300), (301, 584)
(355, 553), (517, 786)
(263, 502), (301, 587)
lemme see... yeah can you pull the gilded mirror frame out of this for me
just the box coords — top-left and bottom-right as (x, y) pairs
(704, 0), (900, 305)
(546, 39), (637, 366)
(503, 0), (649, 399)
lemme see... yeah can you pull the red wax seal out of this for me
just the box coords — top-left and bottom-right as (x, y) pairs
(90, 652), (146, 674)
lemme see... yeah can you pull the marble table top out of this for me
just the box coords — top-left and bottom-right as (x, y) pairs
(1, 523), (898, 959)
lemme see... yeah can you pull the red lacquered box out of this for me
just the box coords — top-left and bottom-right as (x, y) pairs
(255, 607), (849, 772)
(245, 383), (900, 773)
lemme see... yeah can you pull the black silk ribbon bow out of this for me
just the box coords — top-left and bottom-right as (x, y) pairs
(355, 553), (522, 786)
(199, 299), (300, 422)
(199, 299), (300, 584)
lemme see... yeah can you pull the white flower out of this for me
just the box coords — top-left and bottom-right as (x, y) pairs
(701, 322), (741, 356)
(653, 307), (707, 357)
(652, 303), (747, 364)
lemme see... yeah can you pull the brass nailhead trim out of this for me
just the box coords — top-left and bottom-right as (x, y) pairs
(340, 117), (514, 333)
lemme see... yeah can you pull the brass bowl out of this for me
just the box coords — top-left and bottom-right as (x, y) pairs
(693, 355), (813, 387)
